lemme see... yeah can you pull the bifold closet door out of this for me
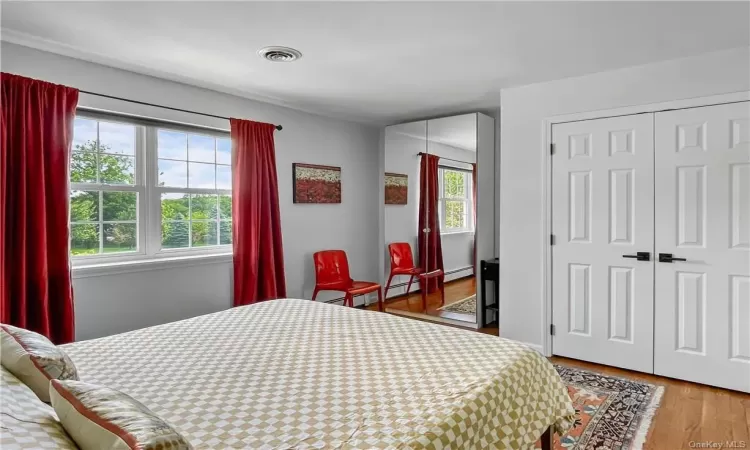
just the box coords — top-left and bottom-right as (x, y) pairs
(552, 114), (655, 373)
(654, 102), (750, 392)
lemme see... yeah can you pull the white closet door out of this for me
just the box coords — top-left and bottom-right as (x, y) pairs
(654, 102), (750, 392)
(552, 114), (655, 373)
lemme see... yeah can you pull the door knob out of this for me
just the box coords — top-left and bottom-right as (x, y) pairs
(622, 252), (650, 261)
(658, 253), (687, 263)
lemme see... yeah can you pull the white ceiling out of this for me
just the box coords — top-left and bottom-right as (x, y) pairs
(2, 2), (748, 124)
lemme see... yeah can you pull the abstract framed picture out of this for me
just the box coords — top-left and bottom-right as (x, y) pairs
(293, 163), (342, 204)
(384, 172), (408, 205)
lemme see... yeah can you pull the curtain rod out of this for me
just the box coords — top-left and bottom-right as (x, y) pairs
(417, 152), (473, 166)
(79, 90), (283, 131)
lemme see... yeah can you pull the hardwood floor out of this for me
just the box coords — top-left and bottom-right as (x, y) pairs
(368, 282), (750, 449)
(377, 276), (487, 327)
(549, 356), (750, 449)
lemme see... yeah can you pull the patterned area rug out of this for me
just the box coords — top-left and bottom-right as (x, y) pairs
(536, 364), (664, 450)
(438, 295), (476, 314)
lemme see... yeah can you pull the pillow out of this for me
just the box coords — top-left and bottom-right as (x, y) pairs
(0, 324), (78, 402)
(50, 379), (193, 450)
(0, 367), (78, 449)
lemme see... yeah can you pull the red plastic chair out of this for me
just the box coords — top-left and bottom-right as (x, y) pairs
(384, 243), (424, 299)
(312, 250), (383, 311)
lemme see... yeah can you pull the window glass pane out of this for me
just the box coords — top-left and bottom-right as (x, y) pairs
(158, 130), (187, 160)
(190, 194), (218, 220)
(188, 134), (215, 163)
(161, 221), (189, 249)
(188, 162), (215, 189)
(73, 117), (97, 151)
(216, 138), (231, 164)
(216, 165), (231, 190)
(103, 223), (137, 253)
(71, 151), (98, 183)
(191, 220), (218, 247)
(98, 122), (135, 155)
(71, 223), (100, 255)
(220, 221), (232, 245)
(103, 192), (137, 221)
(162, 193), (189, 249)
(161, 193), (189, 221)
(445, 200), (465, 229)
(219, 195), (232, 220)
(158, 159), (187, 188)
(444, 171), (465, 198)
(70, 190), (99, 222)
(100, 154), (135, 185)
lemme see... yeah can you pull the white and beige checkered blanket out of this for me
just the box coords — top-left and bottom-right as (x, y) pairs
(2, 299), (574, 449)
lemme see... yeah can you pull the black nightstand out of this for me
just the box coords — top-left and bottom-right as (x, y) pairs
(480, 258), (499, 327)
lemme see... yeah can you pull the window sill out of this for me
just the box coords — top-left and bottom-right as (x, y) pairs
(440, 230), (475, 236)
(72, 252), (233, 279)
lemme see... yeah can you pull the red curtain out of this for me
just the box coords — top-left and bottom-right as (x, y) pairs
(418, 154), (443, 293)
(0, 73), (78, 344)
(471, 163), (477, 275)
(230, 119), (286, 305)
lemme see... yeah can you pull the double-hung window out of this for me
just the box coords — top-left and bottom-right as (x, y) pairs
(69, 112), (232, 264)
(437, 166), (473, 233)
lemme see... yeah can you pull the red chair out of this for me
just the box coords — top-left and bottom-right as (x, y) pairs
(312, 250), (383, 312)
(384, 243), (424, 299)
(385, 243), (445, 311)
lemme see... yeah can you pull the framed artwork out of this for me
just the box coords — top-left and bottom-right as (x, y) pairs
(293, 163), (342, 204)
(384, 172), (408, 205)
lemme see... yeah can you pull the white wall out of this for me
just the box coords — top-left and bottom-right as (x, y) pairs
(499, 46), (750, 348)
(1, 42), (381, 341)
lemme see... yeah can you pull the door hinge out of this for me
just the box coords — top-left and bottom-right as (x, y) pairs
(550, 234), (555, 245)
(550, 143), (555, 155)
(550, 324), (556, 336)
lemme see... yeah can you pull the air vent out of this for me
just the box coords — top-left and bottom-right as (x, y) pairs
(258, 46), (302, 62)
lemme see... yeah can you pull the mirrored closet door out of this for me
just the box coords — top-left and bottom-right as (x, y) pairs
(383, 113), (494, 328)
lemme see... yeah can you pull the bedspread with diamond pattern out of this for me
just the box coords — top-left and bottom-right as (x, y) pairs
(7, 299), (575, 449)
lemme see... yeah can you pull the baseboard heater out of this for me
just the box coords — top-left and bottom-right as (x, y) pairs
(386, 265), (474, 297)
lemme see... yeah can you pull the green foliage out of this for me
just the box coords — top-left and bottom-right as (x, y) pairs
(70, 139), (232, 255)
(442, 170), (467, 229)
(444, 200), (465, 229)
(160, 194), (231, 248)
(71, 140), (134, 185)
(443, 170), (465, 198)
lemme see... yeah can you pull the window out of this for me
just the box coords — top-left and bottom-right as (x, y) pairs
(69, 113), (232, 263)
(437, 167), (473, 233)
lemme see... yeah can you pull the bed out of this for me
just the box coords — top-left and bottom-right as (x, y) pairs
(1, 299), (574, 449)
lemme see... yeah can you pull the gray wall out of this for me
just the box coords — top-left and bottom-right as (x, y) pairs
(2, 42), (381, 341)
(499, 46), (750, 349)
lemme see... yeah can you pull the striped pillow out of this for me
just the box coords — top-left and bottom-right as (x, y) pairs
(0, 324), (78, 402)
(50, 380), (193, 450)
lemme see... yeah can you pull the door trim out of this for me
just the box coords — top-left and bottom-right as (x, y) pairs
(541, 91), (750, 357)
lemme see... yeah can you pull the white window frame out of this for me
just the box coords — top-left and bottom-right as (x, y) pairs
(71, 111), (232, 266)
(437, 166), (473, 234)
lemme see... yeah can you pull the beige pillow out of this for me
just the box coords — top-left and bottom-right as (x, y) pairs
(50, 379), (193, 450)
(0, 324), (78, 402)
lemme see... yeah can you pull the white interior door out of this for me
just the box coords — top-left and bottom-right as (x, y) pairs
(654, 101), (750, 392)
(552, 114), (655, 373)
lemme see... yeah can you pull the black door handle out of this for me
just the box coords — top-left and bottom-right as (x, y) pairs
(659, 253), (687, 263)
(623, 252), (650, 261)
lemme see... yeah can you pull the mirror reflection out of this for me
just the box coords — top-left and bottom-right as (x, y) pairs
(384, 113), (492, 328)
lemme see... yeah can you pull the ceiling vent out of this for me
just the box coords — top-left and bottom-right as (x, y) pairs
(258, 46), (302, 62)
